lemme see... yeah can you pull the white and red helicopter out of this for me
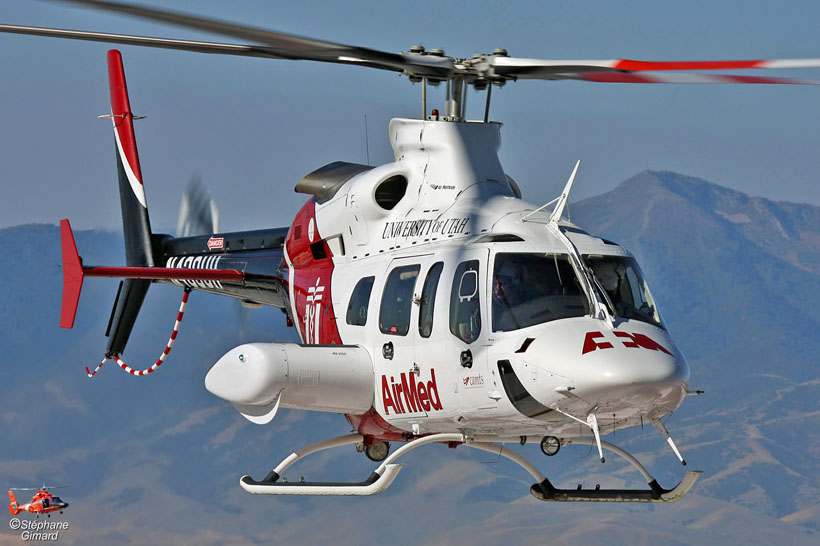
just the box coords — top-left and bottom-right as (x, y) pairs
(4, 0), (820, 503)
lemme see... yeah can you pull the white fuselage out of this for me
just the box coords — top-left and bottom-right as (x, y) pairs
(207, 117), (690, 441)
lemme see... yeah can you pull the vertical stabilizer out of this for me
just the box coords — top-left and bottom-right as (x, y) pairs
(105, 50), (153, 356)
(108, 49), (154, 267)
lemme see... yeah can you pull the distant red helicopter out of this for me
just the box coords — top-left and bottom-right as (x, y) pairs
(8, 487), (69, 517)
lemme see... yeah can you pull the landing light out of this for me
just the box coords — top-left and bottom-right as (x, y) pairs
(365, 441), (391, 462)
(540, 436), (561, 456)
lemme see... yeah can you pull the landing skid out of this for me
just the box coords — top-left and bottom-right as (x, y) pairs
(241, 432), (701, 502)
(529, 437), (701, 502)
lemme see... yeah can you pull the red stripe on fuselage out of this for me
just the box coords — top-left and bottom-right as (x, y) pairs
(286, 199), (342, 345)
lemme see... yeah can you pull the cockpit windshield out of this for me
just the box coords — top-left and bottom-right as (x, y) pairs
(585, 255), (664, 329)
(492, 253), (590, 332)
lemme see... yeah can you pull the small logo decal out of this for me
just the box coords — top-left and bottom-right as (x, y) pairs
(207, 237), (224, 250)
(462, 374), (484, 388)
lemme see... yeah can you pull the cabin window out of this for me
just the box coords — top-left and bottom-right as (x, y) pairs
(418, 262), (444, 338)
(585, 255), (664, 329)
(492, 253), (589, 332)
(379, 265), (420, 335)
(449, 260), (481, 343)
(346, 276), (375, 326)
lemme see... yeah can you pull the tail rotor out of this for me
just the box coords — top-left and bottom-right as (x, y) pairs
(8, 491), (19, 515)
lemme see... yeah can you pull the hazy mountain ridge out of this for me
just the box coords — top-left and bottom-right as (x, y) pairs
(1, 171), (819, 544)
(586, 170), (820, 274)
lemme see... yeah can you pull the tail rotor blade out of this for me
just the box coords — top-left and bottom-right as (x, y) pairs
(177, 175), (219, 236)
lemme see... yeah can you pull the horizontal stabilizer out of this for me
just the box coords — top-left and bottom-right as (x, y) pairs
(59, 218), (246, 332)
(82, 265), (245, 281)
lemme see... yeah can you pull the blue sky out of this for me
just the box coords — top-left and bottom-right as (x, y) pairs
(1, 0), (819, 233)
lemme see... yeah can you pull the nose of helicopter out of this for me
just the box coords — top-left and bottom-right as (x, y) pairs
(515, 320), (690, 415)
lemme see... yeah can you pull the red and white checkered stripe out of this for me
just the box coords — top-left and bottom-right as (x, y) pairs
(86, 290), (190, 378)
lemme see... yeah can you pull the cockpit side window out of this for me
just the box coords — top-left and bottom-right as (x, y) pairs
(346, 276), (375, 326)
(492, 253), (589, 332)
(418, 262), (443, 338)
(449, 260), (481, 343)
(585, 255), (664, 329)
(379, 265), (420, 335)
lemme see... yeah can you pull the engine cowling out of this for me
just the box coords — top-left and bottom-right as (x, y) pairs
(205, 343), (375, 423)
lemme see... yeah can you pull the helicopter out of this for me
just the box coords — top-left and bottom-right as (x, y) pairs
(3, 0), (820, 503)
(8, 487), (70, 517)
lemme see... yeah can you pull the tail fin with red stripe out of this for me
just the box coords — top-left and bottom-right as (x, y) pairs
(103, 49), (154, 356)
(108, 49), (154, 268)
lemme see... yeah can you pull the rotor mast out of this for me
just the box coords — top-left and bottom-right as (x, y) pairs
(407, 46), (509, 122)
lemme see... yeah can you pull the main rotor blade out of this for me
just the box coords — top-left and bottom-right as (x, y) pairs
(8, 486), (70, 490)
(555, 72), (820, 85)
(7, 0), (819, 86)
(490, 56), (820, 80)
(50, 0), (454, 78)
(0, 24), (279, 58)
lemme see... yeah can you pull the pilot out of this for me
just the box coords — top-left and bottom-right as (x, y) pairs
(492, 268), (521, 330)
(493, 273), (518, 305)
(592, 260), (624, 312)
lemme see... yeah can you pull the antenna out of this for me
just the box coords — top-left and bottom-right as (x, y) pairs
(549, 160), (581, 223)
(364, 114), (370, 166)
(521, 160), (581, 222)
